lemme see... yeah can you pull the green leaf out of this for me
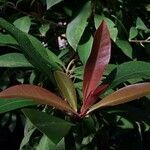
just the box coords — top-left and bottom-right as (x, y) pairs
(136, 17), (149, 31)
(36, 135), (56, 150)
(0, 53), (33, 68)
(94, 14), (118, 42)
(118, 116), (134, 129)
(77, 35), (93, 64)
(129, 27), (138, 40)
(46, 0), (63, 9)
(54, 71), (77, 112)
(22, 108), (74, 144)
(20, 120), (36, 150)
(0, 33), (17, 46)
(0, 98), (37, 114)
(13, 16), (31, 33)
(39, 24), (50, 36)
(66, 1), (91, 50)
(116, 39), (133, 59)
(0, 18), (62, 78)
(109, 61), (150, 88)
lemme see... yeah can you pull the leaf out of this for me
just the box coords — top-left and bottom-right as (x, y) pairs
(0, 18), (62, 78)
(129, 27), (138, 40)
(80, 84), (109, 115)
(13, 16), (31, 33)
(77, 35), (93, 64)
(0, 84), (75, 114)
(83, 21), (111, 100)
(116, 39), (133, 59)
(0, 98), (37, 114)
(88, 82), (150, 113)
(66, 1), (91, 50)
(94, 14), (118, 42)
(22, 108), (74, 144)
(0, 33), (17, 45)
(39, 24), (50, 36)
(19, 120), (36, 150)
(46, 0), (63, 10)
(54, 71), (77, 112)
(136, 17), (149, 31)
(36, 135), (55, 150)
(0, 53), (33, 68)
(109, 61), (150, 88)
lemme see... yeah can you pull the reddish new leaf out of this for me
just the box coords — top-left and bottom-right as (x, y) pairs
(88, 82), (150, 114)
(0, 84), (75, 114)
(80, 84), (108, 115)
(83, 21), (111, 100)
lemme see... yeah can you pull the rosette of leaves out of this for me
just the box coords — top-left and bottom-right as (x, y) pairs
(0, 20), (150, 117)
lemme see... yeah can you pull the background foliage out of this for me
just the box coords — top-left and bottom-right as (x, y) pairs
(0, 0), (150, 150)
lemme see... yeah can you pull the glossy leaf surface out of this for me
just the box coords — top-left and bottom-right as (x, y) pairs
(0, 84), (75, 113)
(66, 1), (91, 50)
(54, 71), (77, 111)
(0, 18), (62, 78)
(22, 108), (73, 144)
(83, 21), (111, 100)
(0, 98), (37, 114)
(88, 83), (150, 114)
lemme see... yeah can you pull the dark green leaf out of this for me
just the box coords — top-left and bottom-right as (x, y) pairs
(22, 108), (74, 144)
(110, 61), (150, 88)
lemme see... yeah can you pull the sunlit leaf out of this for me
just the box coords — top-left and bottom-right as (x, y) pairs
(66, 1), (91, 50)
(13, 16), (31, 33)
(88, 83), (150, 113)
(0, 84), (75, 114)
(54, 71), (77, 112)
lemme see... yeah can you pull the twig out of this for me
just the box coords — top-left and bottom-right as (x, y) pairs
(129, 40), (150, 43)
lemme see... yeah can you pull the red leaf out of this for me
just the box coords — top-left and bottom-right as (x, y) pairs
(93, 84), (109, 97)
(81, 21), (111, 114)
(82, 21), (111, 110)
(80, 84), (108, 115)
(0, 84), (75, 114)
(88, 82), (150, 114)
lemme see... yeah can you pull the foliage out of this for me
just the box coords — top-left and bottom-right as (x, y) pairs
(0, 0), (150, 149)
